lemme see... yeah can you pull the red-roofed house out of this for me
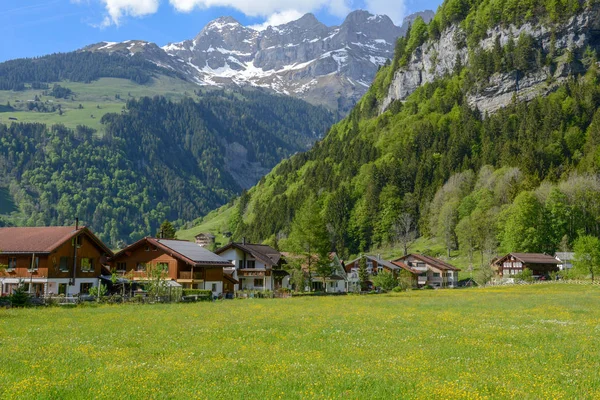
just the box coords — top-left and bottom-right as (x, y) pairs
(393, 254), (460, 288)
(0, 226), (112, 297)
(109, 237), (236, 296)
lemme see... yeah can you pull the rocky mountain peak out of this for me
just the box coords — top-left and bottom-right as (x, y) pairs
(86, 10), (430, 114)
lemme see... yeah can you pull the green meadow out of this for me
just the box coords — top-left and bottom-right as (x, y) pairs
(0, 76), (200, 133)
(1, 284), (599, 399)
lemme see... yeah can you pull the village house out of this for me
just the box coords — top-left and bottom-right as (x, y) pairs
(493, 253), (560, 279)
(109, 238), (236, 296)
(282, 252), (347, 293)
(555, 252), (575, 271)
(0, 226), (112, 297)
(194, 233), (216, 248)
(215, 240), (288, 291)
(345, 254), (418, 290)
(393, 254), (460, 288)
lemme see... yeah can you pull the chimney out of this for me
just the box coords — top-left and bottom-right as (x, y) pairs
(377, 254), (381, 260)
(242, 237), (246, 245)
(75, 217), (79, 230)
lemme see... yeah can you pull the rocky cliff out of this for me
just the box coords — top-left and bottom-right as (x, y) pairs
(380, 4), (600, 115)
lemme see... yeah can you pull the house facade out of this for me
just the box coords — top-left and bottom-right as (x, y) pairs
(109, 238), (235, 296)
(0, 226), (112, 297)
(394, 254), (460, 288)
(493, 253), (560, 278)
(215, 241), (287, 291)
(195, 233), (216, 248)
(345, 255), (418, 291)
(283, 252), (347, 293)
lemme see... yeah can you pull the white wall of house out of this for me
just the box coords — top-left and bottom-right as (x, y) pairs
(238, 276), (272, 290)
(0, 278), (98, 296)
(325, 280), (345, 293)
(205, 281), (223, 295)
(218, 248), (269, 270)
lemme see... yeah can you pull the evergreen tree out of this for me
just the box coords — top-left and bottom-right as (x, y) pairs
(358, 256), (369, 291)
(159, 220), (176, 239)
(10, 284), (30, 307)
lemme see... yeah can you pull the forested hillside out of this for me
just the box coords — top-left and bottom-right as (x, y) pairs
(0, 92), (334, 246)
(211, 0), (600, 264)
(0, 52), (181, 90)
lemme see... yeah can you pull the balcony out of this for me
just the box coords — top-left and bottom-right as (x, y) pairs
(178, 271), (203, 281)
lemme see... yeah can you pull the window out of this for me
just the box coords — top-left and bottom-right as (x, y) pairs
(211, 283), (217, 292)
(80, 258), (94, 272)
(116, 262), (126, 272)
(246, 260), (256, 269)
(156, 262), (169, 272)
(136, 262), (146, 272)
(80, 282), (93, 294)
(29, 256), (39, 271)
(329, 282), (336, 288)
(433, 272), (441, 278)
(7, 257), (16, 271)
(59, 257), (69, 272)
(58, 283), (67, 295)
(377, 265), (384, 273)
(254, 278), (263, 287)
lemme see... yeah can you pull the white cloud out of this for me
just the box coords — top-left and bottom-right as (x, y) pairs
(363, 0), (405, 25)
(79, 0), (407, 29)
(248, 10), (304, 31)
(94, 0), (160, 26)
(169, 0), (352, 18)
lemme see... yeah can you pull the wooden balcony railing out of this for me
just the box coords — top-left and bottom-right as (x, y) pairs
(178, 271), (203, 280)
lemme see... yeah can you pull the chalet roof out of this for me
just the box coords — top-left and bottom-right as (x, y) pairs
(499, 253), (560, 265)
(0, 226), (112, 255)
(555, 252), (575, 262)
(195, 233), (215, 239)
(216, 242), (282, 267)
(346, 255), (401, 271)
(395, 254), (461, 271)
(112, 238), (232, 267)
(391, 261), (419, 275)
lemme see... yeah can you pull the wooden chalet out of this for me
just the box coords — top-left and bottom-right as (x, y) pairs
(215, 240), (288, 291)
(109, 238), (236, 295)
(194, 232), (216, 248)
(0, 226), (113, 297)
(345, 255), (418, 290)
(282, 252), (347, 292)
(394, 254), (460, 288)
(494, 253), (560, 278)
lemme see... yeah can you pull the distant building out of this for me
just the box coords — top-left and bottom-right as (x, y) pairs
(555, 252), (575, 270)
(345, 254), (418, 290)
(394, 254), (460, 288)
(194, 233), (216, 247)
(493, 253), (560, 278)
(283, 252), (347, 293)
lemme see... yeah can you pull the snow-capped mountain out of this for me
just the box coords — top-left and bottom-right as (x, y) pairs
(85, 10), (434, 113)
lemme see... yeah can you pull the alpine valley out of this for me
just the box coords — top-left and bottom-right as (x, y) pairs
(186, 0), (600, 268)
(0, 10), (433, 246)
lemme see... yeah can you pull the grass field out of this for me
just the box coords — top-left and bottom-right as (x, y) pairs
(0, 76), (200, 133)
(1, 284), (599, 399)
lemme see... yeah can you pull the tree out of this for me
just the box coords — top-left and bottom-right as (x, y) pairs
(393, 213), (417, 256)
(10, 283), (30, 307)
(456, 215), (477, 267)
(288, 195), (330, 286)
(158, 220), (176, 239)
(358, 256), (370, 291)
(372, 270), (398, 291)
(500, 191), (550, 253)
(573, 234), (600, 282)
(144, 263), (170, 301)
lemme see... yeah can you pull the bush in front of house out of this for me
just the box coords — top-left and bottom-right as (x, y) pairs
(182, 289), (213, 297)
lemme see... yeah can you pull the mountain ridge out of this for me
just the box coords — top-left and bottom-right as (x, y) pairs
(85, 10), (434, 114)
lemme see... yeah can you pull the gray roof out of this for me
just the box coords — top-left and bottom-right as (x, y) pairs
(555, 252), (575, 261)
(157, 239), (231, 265)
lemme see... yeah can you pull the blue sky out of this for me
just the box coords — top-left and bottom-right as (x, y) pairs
(0, 0), (443, 62)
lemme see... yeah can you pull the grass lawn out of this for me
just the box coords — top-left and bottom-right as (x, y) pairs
(1, 284), (599, 399)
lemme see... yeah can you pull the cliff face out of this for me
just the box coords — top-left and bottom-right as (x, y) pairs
(381, 4), (600, 115)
